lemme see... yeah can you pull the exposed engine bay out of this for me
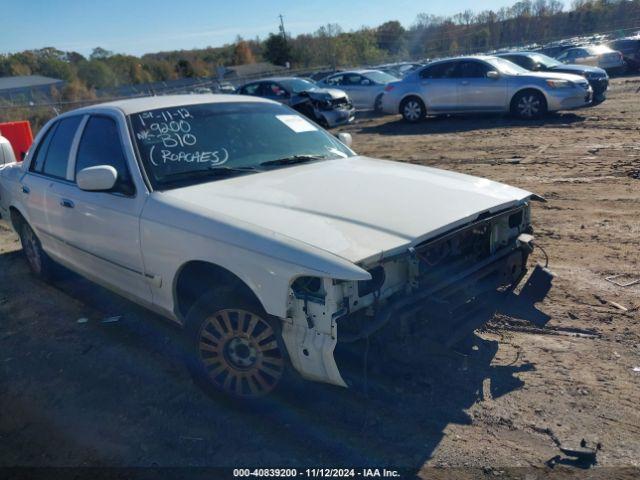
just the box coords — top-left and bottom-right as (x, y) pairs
(290, 88), (355, 128)
(282, 202), (553, 387)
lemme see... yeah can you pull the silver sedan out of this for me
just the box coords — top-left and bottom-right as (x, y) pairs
(380, 56), (593, 122)
(317, 69), (399, 111)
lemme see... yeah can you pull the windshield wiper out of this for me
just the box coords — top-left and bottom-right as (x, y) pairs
(158, 165), (259, 187)
(259, 155), (327, 168)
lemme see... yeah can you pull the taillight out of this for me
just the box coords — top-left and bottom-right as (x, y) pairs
(384, 85), (395, 92)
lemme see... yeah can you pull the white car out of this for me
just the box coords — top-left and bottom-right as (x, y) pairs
(317, 69), (398, 111)
(556, 45), (626, 73)
(0, 95), (553, 400)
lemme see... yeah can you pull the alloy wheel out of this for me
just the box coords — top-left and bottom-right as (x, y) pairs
(517, 95), (541, 118)
(196, 308), (284, 398)
(22, 225), (42, 274)
(403, 100), (422, 121)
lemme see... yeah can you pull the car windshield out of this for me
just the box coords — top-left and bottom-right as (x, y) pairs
(365, 71), (399, 84)
(129, 102), (353, 189)
(529, 53), (562, 68)
(486, 57), (530, 75)
(279, 78), (317, 93)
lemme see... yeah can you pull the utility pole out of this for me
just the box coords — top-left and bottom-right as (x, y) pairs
(278, 14), (286, 40)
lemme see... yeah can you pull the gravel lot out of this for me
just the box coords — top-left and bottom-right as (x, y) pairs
(1, 75), (639, 477)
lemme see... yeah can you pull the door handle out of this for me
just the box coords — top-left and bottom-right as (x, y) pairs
(461, 81), (469, 85)
(21, 185), (30, 194)
(60, 199), (75, 209)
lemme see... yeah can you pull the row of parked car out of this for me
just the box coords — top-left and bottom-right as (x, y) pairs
(233, 49), (612, 125)
(532, 35), (640, 74)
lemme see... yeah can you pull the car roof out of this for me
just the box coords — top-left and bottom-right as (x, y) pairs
(427, 55), (495, 64)
(327, 69), (380, 75)
(71, 94), (275, 116)
(496, 51), (539, 56)
(243, 76), (312, 84)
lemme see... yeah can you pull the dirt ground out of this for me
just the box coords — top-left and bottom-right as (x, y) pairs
(1, 76), (639, 478)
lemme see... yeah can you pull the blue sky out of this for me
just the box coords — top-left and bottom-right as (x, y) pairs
(2, 0), (569, 56)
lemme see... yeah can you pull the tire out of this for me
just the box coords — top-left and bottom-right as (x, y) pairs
(184, 288), (288, 401)
(400, 96), (426, 123)
(18, 221), (55, 280)
(373, 94), (383, 113)
(511, 90), (547, 119)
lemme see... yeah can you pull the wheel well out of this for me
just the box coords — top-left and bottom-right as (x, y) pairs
(510, 88), (547, 111)
(174, 261), (262, 320)
(9, 206), (25, 231)
(399, 95), (425, 114)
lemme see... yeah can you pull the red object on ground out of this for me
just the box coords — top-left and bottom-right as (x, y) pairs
(0, 121), (34, 162)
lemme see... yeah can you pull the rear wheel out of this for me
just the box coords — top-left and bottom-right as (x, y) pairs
(185, 289), (287, 400)
(511, 90), (547, 119)
(400, 97), (426, 122)
(374, 94), (383, 112)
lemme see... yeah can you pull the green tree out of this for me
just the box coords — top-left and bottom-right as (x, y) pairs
(376, 21), (406, 56)
(263, 33), (291, 66)
(77, 60), (116, 89)
(90, 47), (113, 60)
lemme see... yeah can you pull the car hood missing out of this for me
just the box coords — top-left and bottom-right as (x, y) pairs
(160, 157), (534, 264)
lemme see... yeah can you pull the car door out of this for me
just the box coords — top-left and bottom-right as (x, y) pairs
(260, 81), (291, 104)
(20, 115), (83, 258)
(48, 114), (152, 303)
(417, 61), (458, 112)
(341, 73), (378, 109)
(572, 48), (597, 66)
(238, 82), (260, 96)
(323, 73), (345, 94)
(556, 49), (573, 64)
(454, 60), (508, 112)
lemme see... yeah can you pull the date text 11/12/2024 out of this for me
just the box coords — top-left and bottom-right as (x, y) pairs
(233, 468), (402, 477)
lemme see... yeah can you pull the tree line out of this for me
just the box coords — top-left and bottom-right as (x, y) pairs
(1, 0), (638, 110)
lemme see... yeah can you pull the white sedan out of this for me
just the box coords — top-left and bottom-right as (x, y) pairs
(0, 95), (553, 400)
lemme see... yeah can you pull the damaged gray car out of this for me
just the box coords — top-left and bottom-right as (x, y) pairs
(237, 77), (355, 128)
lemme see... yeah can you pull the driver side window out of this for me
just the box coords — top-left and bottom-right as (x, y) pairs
(75, 116), (135, 196)
(343, 73), (364, 86)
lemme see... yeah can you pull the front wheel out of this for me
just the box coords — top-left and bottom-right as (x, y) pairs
(511, 90), (547, 119)
(18, 221), (55, 280)
(400, 97), (426, 122)
(185, 289), (287, 400)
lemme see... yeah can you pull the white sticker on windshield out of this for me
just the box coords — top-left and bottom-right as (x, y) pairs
(276, 115), (317, 133)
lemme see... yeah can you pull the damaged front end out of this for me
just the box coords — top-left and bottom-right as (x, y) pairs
(292, 89), (356, 128)
(281, 201), (554, 388)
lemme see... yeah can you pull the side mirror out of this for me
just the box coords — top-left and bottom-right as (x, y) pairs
(487, 70), (500, 80)
(337, 132), (353, 147)
(77, 165), (118, 191)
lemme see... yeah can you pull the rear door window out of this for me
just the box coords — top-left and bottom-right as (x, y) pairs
(33, 116), (82, 179)
(420, 62), (457, 79)
(29, 123), (58, 173)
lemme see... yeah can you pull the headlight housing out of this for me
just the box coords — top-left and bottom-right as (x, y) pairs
(546, 79), (573, 88)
